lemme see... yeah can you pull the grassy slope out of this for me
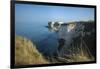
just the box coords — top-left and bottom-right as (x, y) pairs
(15, 35), (49, 65)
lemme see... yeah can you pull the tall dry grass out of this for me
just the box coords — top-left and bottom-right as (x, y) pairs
(15, 35), (49, 65)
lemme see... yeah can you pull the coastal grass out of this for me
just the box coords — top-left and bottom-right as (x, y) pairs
(15, 35), (49, 65)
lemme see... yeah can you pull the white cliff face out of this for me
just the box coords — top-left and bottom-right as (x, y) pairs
(48, 22), (61, 32)
(50, 22), (55, 28)
(67, 23), (76, 32)
(48, 22), (76, 32)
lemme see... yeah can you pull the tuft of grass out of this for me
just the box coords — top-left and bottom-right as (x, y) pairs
(15, 35), (49, 65)
(63, 44), (94, 62)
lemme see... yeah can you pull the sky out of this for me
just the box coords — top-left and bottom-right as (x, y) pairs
(15, 4), (94, 24)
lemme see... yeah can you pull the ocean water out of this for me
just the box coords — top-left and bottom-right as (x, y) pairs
(15, 22), (59, 55)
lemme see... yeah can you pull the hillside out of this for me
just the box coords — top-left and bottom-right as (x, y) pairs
(15, 35), (49, 65)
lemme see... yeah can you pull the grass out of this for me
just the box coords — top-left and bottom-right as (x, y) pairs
(15, 35), (49, 65)
(62, 40), (95, 62)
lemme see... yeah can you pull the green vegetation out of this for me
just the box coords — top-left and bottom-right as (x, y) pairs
(15, 35), (49, 65)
